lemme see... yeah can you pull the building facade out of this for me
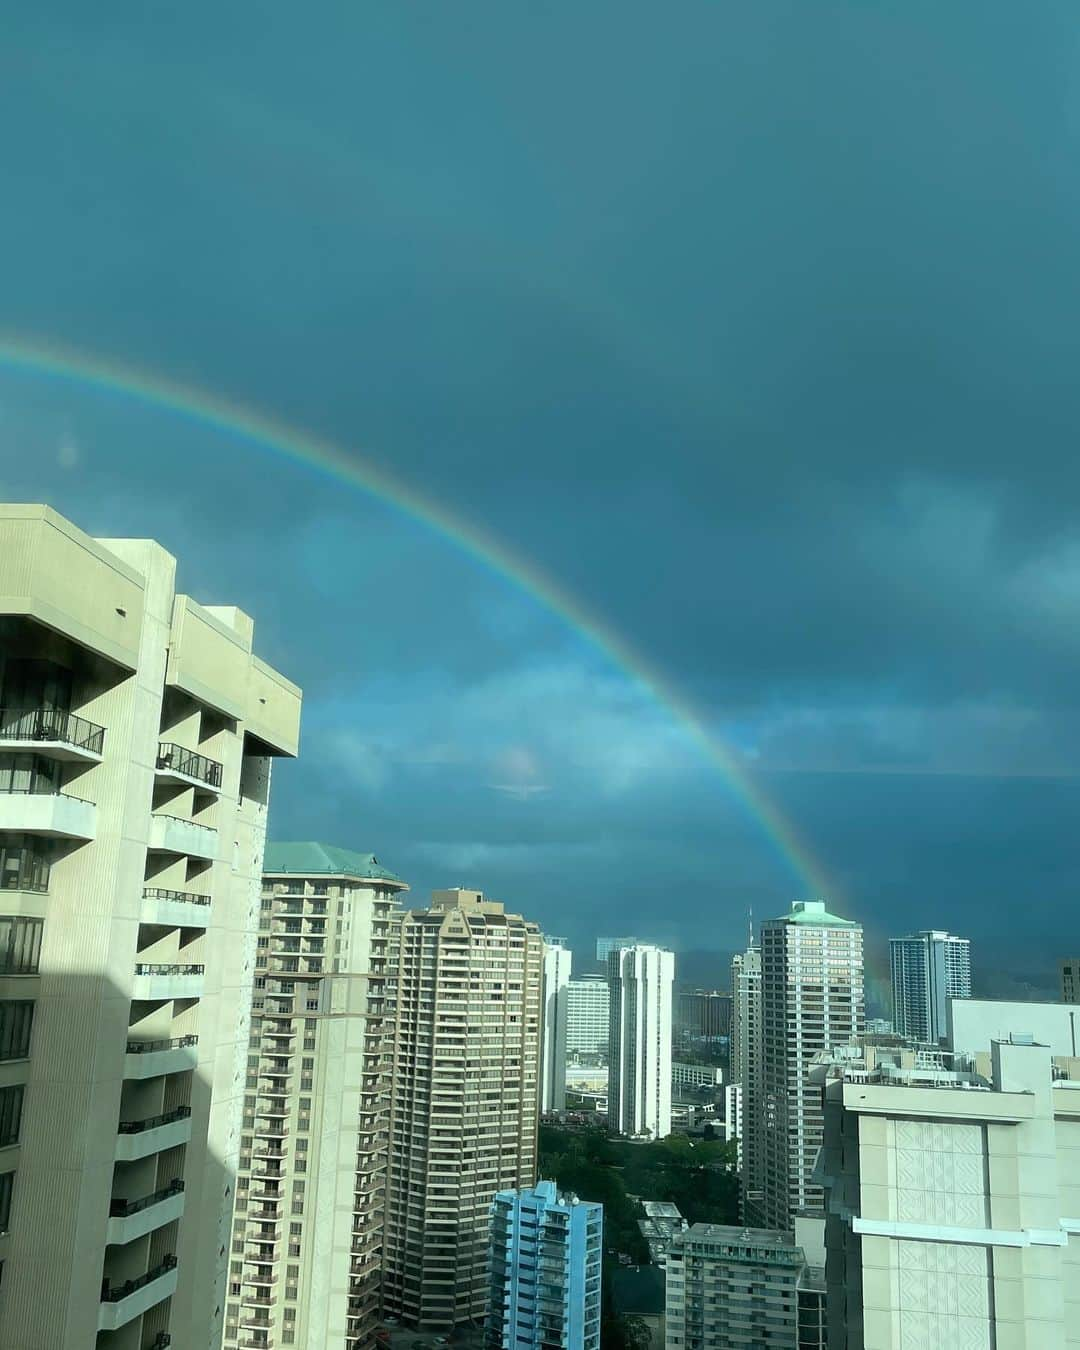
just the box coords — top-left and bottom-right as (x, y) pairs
(889, 929), (971, 1044)
(608, 945), (675, 1139)
(675, 990), (732, 1041)
(760, 901), (863, 1230)
(486, 1180), (602, 1350)
(566, 975), (610, 1059)
(1061, 958), (1080, 1004)
(541, 939), (572, 1112)
(595, 936), (638, 962)
(723, 1084), (743, 1163)
(382, 889), (543, 1331)
(821, 1037), (1080, 1350)
(0, 504), (301, 1350)
(730, 946), (765, 1224)
(671, 1062), (724, 1094)
(665, 1221), (824, 1349)
(224, 843), (407, 1350)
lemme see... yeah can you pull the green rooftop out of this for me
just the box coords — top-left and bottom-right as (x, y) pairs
(779, 899), (858, 927)
(263, 841), (405, 885)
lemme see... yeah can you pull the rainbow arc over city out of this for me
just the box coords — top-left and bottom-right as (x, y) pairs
(0, 334), (831, 900)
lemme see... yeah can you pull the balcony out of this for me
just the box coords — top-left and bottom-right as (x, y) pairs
(0, 787), (96, 840)
(148, 812), (218, 860)
(141, 885), (212, 927)
(0, 707), (105, 761)
(106, 1180), (185, 1244)
(115, 1105), (193, 1161)
(155, 742), (223, 792)
(98, 1255), (178, 1331)
(131, 962), (206, 1001)
(124, 1034), (199, 1079)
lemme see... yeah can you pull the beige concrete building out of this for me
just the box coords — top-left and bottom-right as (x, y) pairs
(381, 888), (543, 1331)
(223, 843), (407, 1350)
(0, 505), (300, 1350)
(821, 1036), (1080, 1349)
(760, 901), (863, 1229)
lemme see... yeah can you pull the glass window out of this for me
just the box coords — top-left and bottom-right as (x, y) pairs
(0, 837), (51, 893)
(0, 1087), (21, 1147)
(0, 918), (42, 974)
(0, 1171), (13, 1234)
(0, 1002), (33, 1060)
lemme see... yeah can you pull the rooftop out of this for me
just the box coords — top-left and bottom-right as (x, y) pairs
(682, 1223), (797, 1247)
(263, 840), (406, 885)
(772, 899), (859, 928)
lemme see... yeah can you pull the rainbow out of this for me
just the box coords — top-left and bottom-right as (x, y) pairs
(0, 333), (832, 901)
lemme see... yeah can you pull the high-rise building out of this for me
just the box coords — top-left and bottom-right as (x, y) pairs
(889, 929), (971, 1044)
(664, 1218), (826, 1349)
(608, 944), (674, 1139)
(821, 1035), (1080, 1350)
(595, 936), (638, 962)
(723, 1083), (743, 1161)
(541, 938), (572, 1112)
(0, 504), (301, 1349)
(675, 989), (733, 1041)
(566, 975), (610, 1059)
(760, 901), (863, 1229)
(382, 888), (544, 1331)
(224, 843), (408, 1350)
(1061, 958), (1080, 1003)
(730, 946), (765, 1224)
(486, 1180), (603, 1350)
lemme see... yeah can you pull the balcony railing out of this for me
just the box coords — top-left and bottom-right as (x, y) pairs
(143, 886), (211, 906)
(126, 1034), (199, 1054)
(156, 742), (223, 789)
(101, 1254), (177, 1301)
(109, 1179), (185, 1218)
(133, 963), (206, 977)
(0, 707), (105, 755)
(118, 1105), (192, 1135)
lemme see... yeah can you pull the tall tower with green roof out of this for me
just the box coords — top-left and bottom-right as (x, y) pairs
(759, 900), (864, 1229)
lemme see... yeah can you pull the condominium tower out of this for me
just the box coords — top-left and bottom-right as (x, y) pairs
(675, 989), (733, 1041)
(595, 936), (638, 962)
(224, 843), (407, 1350)
(565, 975), (609, 1059)
(540, 938), (572, 1112)
(382, 889), (543, 1331)
(730, 945), (764, 1223)
(487, 1180), (602, 1350)
(889, 929), (971, 1044)
(0, 505), (301, 1349)
(760, 901), (863, 1229)
(607, 944), (675, 1139)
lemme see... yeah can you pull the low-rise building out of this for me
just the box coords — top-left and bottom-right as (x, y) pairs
(671, 1062), (723, 1094)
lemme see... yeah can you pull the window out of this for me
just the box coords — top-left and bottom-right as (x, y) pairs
(0, 1087), (22, 1147)
(0, 918), (42, 974)
(0, 1002), (33, 1060)
(0, 837), (51, 893)
(0, 1171), (13, 1234)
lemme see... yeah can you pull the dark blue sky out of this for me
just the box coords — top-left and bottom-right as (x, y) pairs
(2, 4), (1079, 974)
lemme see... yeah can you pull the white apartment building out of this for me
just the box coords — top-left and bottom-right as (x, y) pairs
(665, 1219), (826, 1349)
(541, 938), (572, 1112)
(0, 504), (301, 1350)
(724, 1083), (743, 1163)
(382, 889), (543, 1331)
(566, 974), (610, 1059)
(224, 842), (408, 1350)
(730, 945), (764, 1223)
(821, 1035), (1080, 1349)
(889, 929), (971, 1044)
(608, 944), (674, 1139)
(760, 901), (863, 1230)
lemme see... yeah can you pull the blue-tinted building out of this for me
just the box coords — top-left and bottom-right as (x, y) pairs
(487, 1180), (602, 1350)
